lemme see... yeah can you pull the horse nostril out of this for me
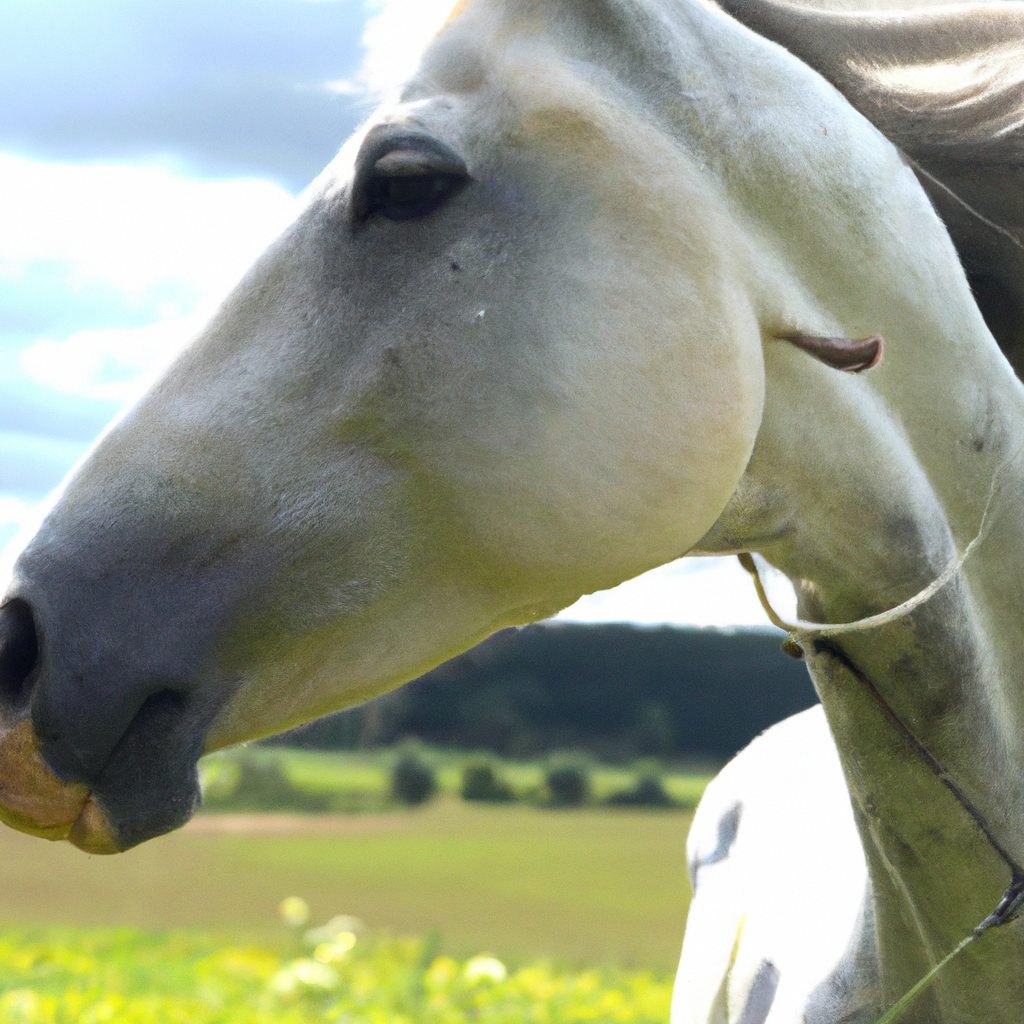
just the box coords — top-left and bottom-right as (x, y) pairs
(0, 599), (39, 709)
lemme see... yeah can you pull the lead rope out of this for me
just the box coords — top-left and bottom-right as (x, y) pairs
(738, 549), (1024, 1023)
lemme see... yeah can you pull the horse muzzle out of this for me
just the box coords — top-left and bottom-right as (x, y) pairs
(0, 599), (123, 852)
(0, 719), (121, 853)
(0, 586), (210, 853)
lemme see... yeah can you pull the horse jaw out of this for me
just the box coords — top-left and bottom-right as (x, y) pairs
(0, 0), (768, 849)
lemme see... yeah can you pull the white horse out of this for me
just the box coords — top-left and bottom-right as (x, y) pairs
(0, 0), (1023, 1020)
(676, 706), (876, 1024)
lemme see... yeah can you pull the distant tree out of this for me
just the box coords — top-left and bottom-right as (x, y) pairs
(545, 765), (589, 806)
(606, 773), (675, 807)
(391, 755), (436, 806)
(461, 762), (515, 802)
(269, 624), (818, 763)
(210, 753), (330, 812)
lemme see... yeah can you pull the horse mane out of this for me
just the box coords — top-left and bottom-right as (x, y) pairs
(714, 0), (1024, 375)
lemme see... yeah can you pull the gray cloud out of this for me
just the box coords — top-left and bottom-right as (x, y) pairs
(0, 430), (91, 499)
(0, 377), (120, 449)
(0, 0), (373, 506)
(0, 0), (372, 191)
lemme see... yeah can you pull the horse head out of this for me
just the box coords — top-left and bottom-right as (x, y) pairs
(1, 0), (1015, 875)
(0, 0), (773, 851)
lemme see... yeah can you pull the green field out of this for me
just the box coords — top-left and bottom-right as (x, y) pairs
(0, 800), (695, 971)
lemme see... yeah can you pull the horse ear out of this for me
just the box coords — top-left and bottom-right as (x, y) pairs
(775, 332), (882, 373)
(717, 0), (1024, 378)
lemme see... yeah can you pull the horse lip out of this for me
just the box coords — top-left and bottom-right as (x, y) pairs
(67, 796), (121, 855)
(0, 719), (120, 849)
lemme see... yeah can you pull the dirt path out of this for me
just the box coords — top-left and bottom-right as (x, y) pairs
(183, 811), (413, 835)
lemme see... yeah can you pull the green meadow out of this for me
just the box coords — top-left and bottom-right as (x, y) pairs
(0, 799), (695, 970)
(0, 752), (705, 1020)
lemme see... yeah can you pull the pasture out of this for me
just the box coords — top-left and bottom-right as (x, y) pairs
(0, 800), (694, 971)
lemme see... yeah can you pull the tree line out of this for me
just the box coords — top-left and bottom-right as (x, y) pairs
(272, 623), (818, 763)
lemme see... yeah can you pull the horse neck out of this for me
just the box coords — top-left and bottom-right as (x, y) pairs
(703, 309), (1024, 1014)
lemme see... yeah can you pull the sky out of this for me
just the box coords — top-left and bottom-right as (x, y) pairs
(0, 0), (780, 629)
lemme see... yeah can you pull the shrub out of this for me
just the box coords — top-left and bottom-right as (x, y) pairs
(544, 765), (589, 807)
(391, 755), (437, 805)
(461, 762), (515, 802)
(205, 754), (331, 812)
(605, 773), (675, 807)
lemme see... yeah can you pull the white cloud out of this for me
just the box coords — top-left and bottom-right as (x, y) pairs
(554, 555), (797, 629)
(0, 497), (35, 532)
(0, 495), (50, 582)
(19, 314), (203, 404)
(0, 153), (300, 298)
(332, 0), (458, 101)
(323, 78), (365, 96)
(0, 154), (301, 402)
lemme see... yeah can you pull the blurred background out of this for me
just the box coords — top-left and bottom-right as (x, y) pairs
(0, 0), (816, 976)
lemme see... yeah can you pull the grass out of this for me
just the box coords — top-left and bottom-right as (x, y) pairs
(0, 779), (694, 1019)
(0, 927), (675, 1023)
(0, 799), (694, 971)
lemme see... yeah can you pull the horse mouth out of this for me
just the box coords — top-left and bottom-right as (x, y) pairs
(0, 720), (121, 854)
(0, 588), (213, 853)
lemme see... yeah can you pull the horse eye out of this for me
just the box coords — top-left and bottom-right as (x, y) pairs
(368, 171), (465, 221)
(353, 142), (469, 223)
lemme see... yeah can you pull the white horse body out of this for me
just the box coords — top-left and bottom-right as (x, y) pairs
(0, 0), (1023, 1019)
(675, 707), (876, 1024)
